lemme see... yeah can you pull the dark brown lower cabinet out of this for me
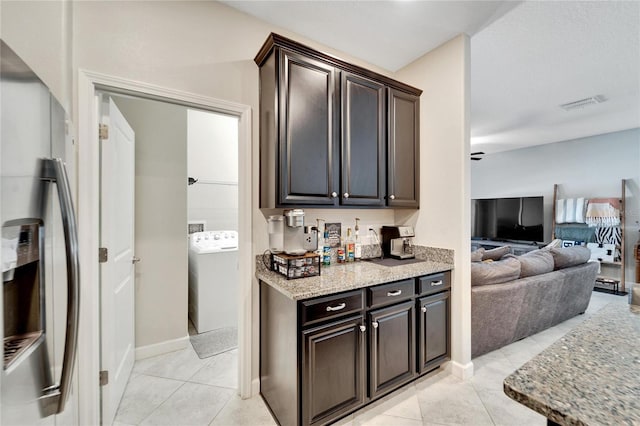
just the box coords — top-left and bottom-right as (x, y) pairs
(301, 315), (366, 425)
(417, 291), (451, 374)
(369, 301), (415, 398)
(260, 271), (451, 426)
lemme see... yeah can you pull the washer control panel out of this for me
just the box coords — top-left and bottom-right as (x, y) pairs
(190, 230), (238, 252)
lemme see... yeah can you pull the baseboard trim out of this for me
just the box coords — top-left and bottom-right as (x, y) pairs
(135, 336), (190, 360)
(450, 360), (474, 380)
(251, 378), (260, 397)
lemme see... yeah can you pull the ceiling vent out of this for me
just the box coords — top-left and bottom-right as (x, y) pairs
(560, 95), (607, 111)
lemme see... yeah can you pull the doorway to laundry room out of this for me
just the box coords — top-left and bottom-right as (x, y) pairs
(94, 90), (243, 424)
(186, 109), (240, 361)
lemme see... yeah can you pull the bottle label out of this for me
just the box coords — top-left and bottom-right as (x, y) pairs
(322, 245), (331, 265)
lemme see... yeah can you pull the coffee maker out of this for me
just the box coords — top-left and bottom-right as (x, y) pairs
(270, 209), (317, 255)
(381, 226), (415, 259)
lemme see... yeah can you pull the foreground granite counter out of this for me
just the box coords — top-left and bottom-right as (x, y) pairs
(504, 303), (640, 426)
(256, 246), (454, 300)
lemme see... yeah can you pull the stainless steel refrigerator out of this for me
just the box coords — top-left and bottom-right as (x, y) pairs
(1, 40), (80, 425)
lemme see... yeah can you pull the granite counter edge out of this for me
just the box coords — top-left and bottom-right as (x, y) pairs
(256, 260), (454, 301)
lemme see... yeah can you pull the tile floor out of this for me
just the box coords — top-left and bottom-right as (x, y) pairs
(114, 291), (626, 426)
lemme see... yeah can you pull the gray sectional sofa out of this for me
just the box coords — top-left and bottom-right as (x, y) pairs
(471, 246), (598, 358)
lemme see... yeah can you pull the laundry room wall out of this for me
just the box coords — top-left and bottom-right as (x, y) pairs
(110, 95), (189, 352)
(187, 110), (239, 232)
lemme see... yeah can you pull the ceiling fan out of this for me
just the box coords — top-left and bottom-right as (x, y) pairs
(471, 151), (485, 161)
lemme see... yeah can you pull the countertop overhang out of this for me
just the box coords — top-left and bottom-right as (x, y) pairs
(256, 249), (454, 301)
(504, 302), (640, 425)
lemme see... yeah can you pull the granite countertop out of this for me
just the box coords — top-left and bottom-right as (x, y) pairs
(504, 303), (640, 426)
(256, 246), (454, 300)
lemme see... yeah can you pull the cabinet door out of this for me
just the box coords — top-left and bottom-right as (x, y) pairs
(340, 72), (386, 206)
(387, 88), (419, 208)
(302, 315), (366, 425)
(369, 301), (415, 399)
(417, 291), (450, 375)
(279, 49), (339, 206)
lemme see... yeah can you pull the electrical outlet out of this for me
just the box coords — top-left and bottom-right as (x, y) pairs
(366, 224), (382, 234)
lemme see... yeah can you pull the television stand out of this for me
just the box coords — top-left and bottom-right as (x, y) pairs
(471, 239), (543, 256)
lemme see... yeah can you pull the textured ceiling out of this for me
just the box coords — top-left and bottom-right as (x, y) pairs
(471, 1), (640, 153)
(222, 0), (640, 153)
(222, 0), (516, 71)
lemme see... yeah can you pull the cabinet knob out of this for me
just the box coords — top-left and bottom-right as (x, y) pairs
(372, 321), (379, 329)
(331, 192), (338, 198)
(359, 325), (366, 332)
(421, 306), (427, 313)
(343, 192), (349, 198)
(389, 195), (395, 200)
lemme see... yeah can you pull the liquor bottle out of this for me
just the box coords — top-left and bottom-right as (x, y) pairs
(337, 229), (346, 263)
(354, 218), (362, 261)
(322, 229), (331, 266)
(346, 228), (355, 262)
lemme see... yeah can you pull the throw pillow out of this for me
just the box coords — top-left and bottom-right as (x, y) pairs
(482, 245), (511, 261)
(471, 248), (485, 262)
(471, 257), (521, 286)
(550, 246), (591, 270)
(540, 239), (562, 251)
(508, 250), (554, 278)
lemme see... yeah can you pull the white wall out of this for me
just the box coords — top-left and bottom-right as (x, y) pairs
(111, 95), (189, 349)
(187, 110), (238, 231)
(395, 34), (472, 376)
(72, 0), (415, 384)
(471, 128), (640, 285)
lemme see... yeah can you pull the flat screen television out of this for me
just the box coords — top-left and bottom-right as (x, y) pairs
(471, 196), (544, 243)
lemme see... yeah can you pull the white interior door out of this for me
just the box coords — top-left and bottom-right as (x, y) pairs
(100, 96), (136, 426)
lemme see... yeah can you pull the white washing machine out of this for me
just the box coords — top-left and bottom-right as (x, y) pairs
(188, 230), (238, 334)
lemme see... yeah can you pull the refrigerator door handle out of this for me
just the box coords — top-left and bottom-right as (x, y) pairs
(40, 158), (80, 416)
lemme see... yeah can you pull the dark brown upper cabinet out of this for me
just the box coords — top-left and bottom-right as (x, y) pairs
(280, 50), (340, 206)
(388, 89), (420, 208)
(341, 72), (386, 206)
(256, 33), (422, 209)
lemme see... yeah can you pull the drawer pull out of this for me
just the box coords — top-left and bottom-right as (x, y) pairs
(430, 280), (443, 287)
(359, 325), (366, 332)
(326, 303), (346, 312)
(372, 321), (379, 329)
(421, 306), (427, 313)
(387, 290), (402, 297)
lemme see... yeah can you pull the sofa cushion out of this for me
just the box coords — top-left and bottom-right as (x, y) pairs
(471, 257), (521, 286)
(514, 249), (554, 278)
(550, 246), (591, 270)
(540, 239), (562, 251)
(471, 248), (485, 262)
(482, 246), (511, 261)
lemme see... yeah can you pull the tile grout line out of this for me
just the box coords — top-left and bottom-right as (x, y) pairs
(114, 373), (186, 425)
(134, 380), (189, 426)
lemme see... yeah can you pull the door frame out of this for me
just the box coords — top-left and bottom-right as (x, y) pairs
(76, 69), (253, 425)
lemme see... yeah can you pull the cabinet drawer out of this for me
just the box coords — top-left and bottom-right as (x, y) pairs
(301, 290), (364, 327)
(417, 272), (450, 296)
(368, 279), (414, 308)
